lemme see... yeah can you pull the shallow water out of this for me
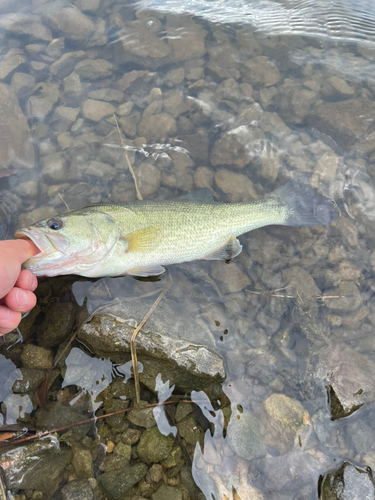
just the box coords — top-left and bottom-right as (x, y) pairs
(0, 0), (375, 499)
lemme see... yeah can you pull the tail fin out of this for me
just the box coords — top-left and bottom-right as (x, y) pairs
(270, 179), (339, 226)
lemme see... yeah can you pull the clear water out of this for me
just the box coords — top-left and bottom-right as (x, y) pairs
(0, 0), (375, 498)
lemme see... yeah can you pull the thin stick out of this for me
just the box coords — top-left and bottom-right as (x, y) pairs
(131, 290), (166, 406)
(0, 400), (194, 450)
(58, 193), (70, 212)
(113, 114), (143, 200)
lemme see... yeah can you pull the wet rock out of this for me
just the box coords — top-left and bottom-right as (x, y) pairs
(0, 51), (27, 81)
(308, 98), (375, 150)
(241, 56), (281, 87)
(320, 462), (375, 499)
(121, 427), (141, 445)
(152, 483), (183, 500)
(0, 13), (52, 41)
(257, 394), (312, 453)
(41, 152), (68, 182)
(135, 163), (161, 197)
(26, 82), (60, 119)
(98, 463), (148, 500)
(12, 367), (45, 394)
(37, 301), (76, 347)
(176, 415), (204, 447)
(163, 67), (185, 85)
(282, 266), (321, 303)
(137, 426), (178, 464)
(21, 344), (54, 369)
(211, 125), (265, 169)
(319, 343), (375, 417)
(194, 166), (214, 189)
(61, 479), (94, 500)
(258, 111), (290, 139)
(227, 407), (267, 460)
(72, 446), (94, 478)
(127, 401), (156, 429)
(82, 99), (116, 122)
(75, 59), (114, 80)
(138, 112), (177, 141)
(50, 51), (86, 78)
(327, 76), (355, 96)
(0, 440), (72, 494)
(207, 41), (240, 80)
(311, 150), (339, 185)
(323, 280), (362, 311)
(99, 454), (129, 472)
(43, 4), (95, 42)
(84, 160), (117, 180)
(214, 169), (257, 202)
(36, 401), (92, 439)
(16, 180), (38, 198)
(0, 83), (35, 169)
(88, 88), (124, 102)
(117, 69), (156, 92)
(10, 72), (35, 98)
(45, 37), (64, 58)
(77, 296), (225, 393)
(18, 206), (58, 228)
(211, 261), (251, 293)
(53, 105), (80, 128)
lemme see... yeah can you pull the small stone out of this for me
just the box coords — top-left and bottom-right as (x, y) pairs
(61, 480), (94, 500)
(82, 99), (116, 122)
(194, 166), (214, 189)
(50, 51), (86, 78)
(43, 5), (95, 42)
(99, 454), (129, 472)
(84, 160), (117, 180)
(128, 401), (156, 429)
(21, 344), (54, 369)
(163, 67), (185, 85)
(137, 426), (177, 464)
(37, 302), (76, 347)
(0, 13), (52, 42)
(311, 150), (339, 184)
(114, 442), (131, 460)
(16, 181), (38, 198)
(75, 0), (101, 12)
(138, 113), (177, 141)
(41, 152), (67, 182)
(75, 59), (114, 80)
(98, 463), (148, 500)
(214, 169), (258, 202)
(88, 88), (124, 102)
(325, 314), (342, 327)
(18, 206), (58, 228)
(63, 71), (82, 100)
(121, 428), (141, 445)
(323, 281), (362, 311)
(211, 261), (251, 294)
(241, 56), (280, 87)
(328, 76), (355, 95)
(10, 72), (35, 98)
(174, 402), (193, 422)
(72, 447), (94, 478)
(135, 163), (161, 197)
(26, 82), (59, 119)
(152, 483), (183, 500)
(259, 156), (280, 182)
(148, 464), (163, 483)
(227, 407), (266, 461)
(53, 106), (80, 125)
(0, 53), (26, 81)
(12, 368), (45, 394)
(45, 37), (64, 58)
(117, 101), (133, 117)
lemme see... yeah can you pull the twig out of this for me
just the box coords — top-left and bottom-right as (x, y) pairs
(58, 193), (70, 212)
(246, 288), (346, 301)
(0, 400), (194, 450)
(131, 290), (166, 406)
(113, 114), (143, 200)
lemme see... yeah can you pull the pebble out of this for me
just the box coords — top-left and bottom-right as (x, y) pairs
(138, 113), (177, 141)
(135, 163), (161, 197)
(82, 99), (116, 122)
(21, 344), (54, 369)
(214, 169), (258, 202)
(75, 59), (114, 80)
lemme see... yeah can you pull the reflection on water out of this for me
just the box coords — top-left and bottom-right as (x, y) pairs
(0, 0), (375, 498)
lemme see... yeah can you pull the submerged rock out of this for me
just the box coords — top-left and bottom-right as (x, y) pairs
(0, 83), (35, 169)
(77, 296), (225, 393)
(320, 462), (375, 499)
(0, 440), (71, 494)
(98, 462), (148, 500)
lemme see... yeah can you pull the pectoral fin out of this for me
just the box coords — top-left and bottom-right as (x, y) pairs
(128, 265), (166, 277)
(203, 235), (242, 261)
(122, 226), (162, 253)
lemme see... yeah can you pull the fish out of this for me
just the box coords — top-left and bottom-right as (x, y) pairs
(15, 179), (339, 278)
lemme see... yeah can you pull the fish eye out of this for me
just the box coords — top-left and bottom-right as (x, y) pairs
(47, 219), (63, 230)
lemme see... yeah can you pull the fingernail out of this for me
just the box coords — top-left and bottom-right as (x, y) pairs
(16, 289), (28, 307)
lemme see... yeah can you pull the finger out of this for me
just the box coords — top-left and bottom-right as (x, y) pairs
(14, 270), (38, 291)
(0, 306), (21, 335)
(3, 288), (37, 313)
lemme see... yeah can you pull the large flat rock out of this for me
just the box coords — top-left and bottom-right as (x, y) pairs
(77, 296), (226, 393)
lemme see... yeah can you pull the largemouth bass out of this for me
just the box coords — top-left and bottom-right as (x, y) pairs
(15, 180), (338, 278)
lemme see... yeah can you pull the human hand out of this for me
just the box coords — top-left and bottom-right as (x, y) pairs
(0, 240), (40, 335)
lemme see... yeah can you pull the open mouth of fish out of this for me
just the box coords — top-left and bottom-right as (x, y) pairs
(15, 228), (60, 258)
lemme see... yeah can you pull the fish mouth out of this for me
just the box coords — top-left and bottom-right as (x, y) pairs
(15, 228), (53, 255)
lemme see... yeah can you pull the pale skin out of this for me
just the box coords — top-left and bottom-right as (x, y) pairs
(0, 240), (40, 335)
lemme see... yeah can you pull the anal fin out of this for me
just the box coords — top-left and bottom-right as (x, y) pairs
(128, 265), (166, 277)
(203, 235), (242, 261)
